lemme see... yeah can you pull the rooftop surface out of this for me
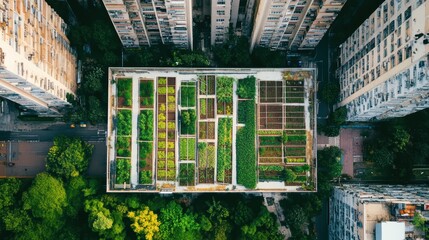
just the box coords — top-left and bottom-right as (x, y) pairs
(106, 68), (317, 193)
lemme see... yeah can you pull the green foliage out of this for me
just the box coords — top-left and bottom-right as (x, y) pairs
(237, 99), (257, 189)
(22, 173), (67, 224)
(237, 76), (256, 99)
(216, 76), (234, 103)
(116, 159), (131, 184)
(180, 138), (196, 160)
(259, 165), (284, 171)
(321, 106), (347, 137)
(139, 142), (153, 160)
(65, 176), (87, 218)
(212, 36), (252, 67)
(158, 201), (200, 239)
(139, 171), (152, 184)
(117, 79), (133, 106)
(46, 136), (94, 179)
(319, 81), (340, 104)
(180, 109), (196, 134)
(181, 83), (196, 107)
(0, 178), (21, 211)
(139, 110), (154, 141)
(241, 208), (284, 240)
(140, 81), (154, 106)
(217, 118), (233, 182)
(250, 47), (285, 67)
(117, 110), (132, 135)
(284, 169), (297, 183)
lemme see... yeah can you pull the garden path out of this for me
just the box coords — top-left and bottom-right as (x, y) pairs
(130, 76), (139, 187)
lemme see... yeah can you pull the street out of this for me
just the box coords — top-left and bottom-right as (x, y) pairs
(0, 123), (107, 178)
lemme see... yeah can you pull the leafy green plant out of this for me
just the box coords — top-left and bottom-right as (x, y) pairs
(117, 110), (132, 136)
(139, 110), (153, 141)
(139, 170), (152, 184)
(217, 118), (233, 182)
(116, 159), (131, 184)
(237, 76), (256, 99)
(181, 83), (196, 107)
(237, 98), (257, 188)
(216, 76), (234, 103)
(180, 138), (196, 160)
(180, 109), (196, 134)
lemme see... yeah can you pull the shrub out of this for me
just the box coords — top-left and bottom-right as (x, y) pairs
(139, 110), (153, 141)
(139, 142), (152, 160)
(217, 118), (232, 182)
(236, 98), (257, 188)
(116, 159), (131, 184)
(237, 76), (256, 99)
(117, 110), (132, 136)
(180, 109), (196, 134)
(139, 170), (152, 184)
(285, 169), (297, 183)
(216, 76), (234, 103)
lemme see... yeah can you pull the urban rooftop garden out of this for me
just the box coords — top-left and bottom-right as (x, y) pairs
(107, 68), (317, 193)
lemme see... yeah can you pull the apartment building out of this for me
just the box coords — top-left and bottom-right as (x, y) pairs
(299, 0), (346, 50)
(0, 0), (77, 116)
(103, 0), (193, 49)
(336, 0), (429, 121)
(249, 0), (346, 51)
(210, 0), (256, 45)
(329, 184), (429, 240)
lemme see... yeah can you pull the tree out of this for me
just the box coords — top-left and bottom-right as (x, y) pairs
(127, 207), (160, 240)
(0, 178), (21, 211)
(82, 65), (104, 94)
(84, 199), (114, 233)
(2, 209), (32, 233)
(22, 173), (67, 224)
(46, 136), (94, 179)
(319, 81), (340, 104)
(321, 106), (347, 137)
(390, 126), (410, 152)
(65, 176), (87, 217)
(158, 202), (200, 240)
(241, 208), (284, 240)
(87, 96), (105, 124)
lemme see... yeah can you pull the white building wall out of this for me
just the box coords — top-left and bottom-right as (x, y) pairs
(336, 0), (429, 121)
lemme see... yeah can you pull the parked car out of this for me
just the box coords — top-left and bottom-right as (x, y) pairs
(79, 122), (87, 128)
(70, 124), (76, 128)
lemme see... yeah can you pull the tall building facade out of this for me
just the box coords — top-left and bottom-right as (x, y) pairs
(336, 0), (429, 121)
(0, 0), (77, 116)
(299, 0), (346, 50)
(210, 0), (256, 45)
(329, 184), (429, 240)
(103, 0), (193, 49)
(249, 0), (346, 51)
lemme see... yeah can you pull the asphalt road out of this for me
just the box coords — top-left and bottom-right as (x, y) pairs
(0, 124), (106, 142)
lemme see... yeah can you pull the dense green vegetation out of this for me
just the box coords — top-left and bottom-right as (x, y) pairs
(216, 76), (234, 104)
(217, 118), (233, 182)
(236, 78), (257, 188)
(363, 108), (429, 180)
(180, 109), (196, 134)
(117, 79), (133, 106)
(179, 138), (196, 160)
(139, 170), (152, 184)
(181, 82), (196, 107)
(140, 81), (154, 107)
(117, 110), (132, 136)
(116, 159), (131, 184)
(46, 136), (94, 179)
(320, 106), (347, 137)
(179, 163), (195, 186)
(139, 110), (154, 141)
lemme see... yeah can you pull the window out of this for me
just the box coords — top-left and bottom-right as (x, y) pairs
(217, 10), (225, 15)
(404, 6), (411, 20)
(216, 18), (225, 22)
(217, 0), (225, 4)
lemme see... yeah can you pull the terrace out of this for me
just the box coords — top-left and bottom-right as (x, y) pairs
(107, 68), (316, 192)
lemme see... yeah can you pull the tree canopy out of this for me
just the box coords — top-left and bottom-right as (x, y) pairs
(46, 136), (94, 179)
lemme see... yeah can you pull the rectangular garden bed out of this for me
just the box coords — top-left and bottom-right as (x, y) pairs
(180, 138), (196, 160)
(139, 79), (154, 108)
(117, 78), (132, 108)
(198, 142), (215, 184)
(217, 118), (232, 183)
(180, 82), (196, 107)
(179, 163), (195, 186)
